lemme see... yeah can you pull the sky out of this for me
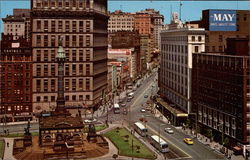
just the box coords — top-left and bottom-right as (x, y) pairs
(0, 0), (250, 33)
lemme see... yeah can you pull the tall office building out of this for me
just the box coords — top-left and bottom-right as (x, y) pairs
(108, 10), (134, 33)
(31, 0), (108, 112)
(158, 25), (205, 126)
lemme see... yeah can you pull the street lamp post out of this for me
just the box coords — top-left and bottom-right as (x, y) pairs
(158, 124), (166, 144)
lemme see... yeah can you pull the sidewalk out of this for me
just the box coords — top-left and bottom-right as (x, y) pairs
(3, 138), (16, 160)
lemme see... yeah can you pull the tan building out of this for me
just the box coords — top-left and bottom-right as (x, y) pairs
(190, 10), (250, 52)
(31, 0), (108, 112)
(108, 10), (134, 33)
(2, 9), (30, 40)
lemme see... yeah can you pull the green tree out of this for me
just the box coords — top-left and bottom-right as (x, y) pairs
(223, 137), (230, 155)
(124, 135), (129, 142)
(206, 129), (213, 141)
(136, 145), (141, 153)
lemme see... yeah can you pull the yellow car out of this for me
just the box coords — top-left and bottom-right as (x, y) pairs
(183, 138), (194, 145)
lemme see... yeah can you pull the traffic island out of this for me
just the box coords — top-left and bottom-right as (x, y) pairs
(104, 127), (156, 159)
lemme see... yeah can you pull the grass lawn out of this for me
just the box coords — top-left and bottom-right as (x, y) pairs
(95, 125), (107, 132)
(0, 140), (4, 159)
(104, 127), (156, 159)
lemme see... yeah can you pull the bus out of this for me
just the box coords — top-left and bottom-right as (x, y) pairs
(134, 122), (148, 137)
(113, 104), (120, 114)
(150, 135), (169, 153)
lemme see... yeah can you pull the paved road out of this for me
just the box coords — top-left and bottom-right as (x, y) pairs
(102, 71), (225, 160)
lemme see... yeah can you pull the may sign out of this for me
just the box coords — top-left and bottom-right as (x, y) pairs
(209, 10), (237, 31)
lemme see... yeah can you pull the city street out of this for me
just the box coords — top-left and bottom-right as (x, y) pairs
(100, 71), (226, 160)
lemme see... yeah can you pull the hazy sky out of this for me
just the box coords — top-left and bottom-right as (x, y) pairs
(0, 0), (250, 33)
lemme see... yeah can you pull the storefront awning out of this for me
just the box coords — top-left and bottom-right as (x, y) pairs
(156, 98), (188, 117)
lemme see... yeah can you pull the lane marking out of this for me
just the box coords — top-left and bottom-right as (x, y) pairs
(146, 125), (192, 159)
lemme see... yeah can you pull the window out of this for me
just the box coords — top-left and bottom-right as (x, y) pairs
(72, 21), (77, 32)
(72, 35), (77, 47)
(44, 96), (48, 102)
(51, 96), (55, 102)
(72, 64), (76, 75)
(65, 21), (70, 32)
(65, 35), (70, 47)
(72, 79), (76, 91)
(44, 65), (48, 76)
(65, 64), (69, 76)
(86, 64), (90, 75)
(44, 80), (48, 92)
(79, 64), (83, 75)
(86, 78), (90, 90)
(212, 46), (216, 52)
(58, 0), (63, 7)
(65, 79), (69, 91)
(86, 49), (90, 61)
(79, 79), (83, 90)
(37, 35), (41, 46)
(51, 64), (55, 76)
(51, 35), (56, 47)
(37, 65), (41, 76)
(194, 46), (199, 53)
(51, 79), (55, 91)
(79, 95), (83, 101)
(37, 20), (41, 31)
(219, 46), (223, 52)
(36, 96), (41, 102)
(198, 36), (202, 42)
(58, 21), (63, 32)
(44, 21), (48, 31)
(65, 0), (70, 7)
(51, 0), (56, 7)
(79, 21), (84, 32)
(44, 35), (48, 47)
(36, 80), (41, 91)
(65, 50), (70, 61)
(51, 50), (55, 61)
(86, 35), (91, 46)
(79, 35), (83, 47)
(51, 21), (56, 32)
(192, 36), (195, 41)
(72, 50), (76, 61)
(72, 95), (76, 101)
(72, 0), (77, 7)
(44, 50), (48, 61)
(65, 96), (69, 101)
(37, 50), (41, 62)
(86, 21), (91, 32)
(86, 95), (90, 100)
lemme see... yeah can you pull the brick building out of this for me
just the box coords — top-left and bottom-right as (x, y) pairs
(192, 38), (250, 151)
(0, 34), (32, 122)
(31, 0), (108, 112)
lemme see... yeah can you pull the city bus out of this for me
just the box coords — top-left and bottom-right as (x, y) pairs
(150, 135), (169, 153)
(113, 103), (120, 114)
(134, 122), (148, 137)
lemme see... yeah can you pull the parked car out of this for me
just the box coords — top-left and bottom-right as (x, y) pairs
(183, 138), (194, 145)
(164, 128), (174, 134)
(121, 103), (126, 107)
(144, 94), (148, 98)
(123, 109), (128, 115)
(140, 108), (146, 113)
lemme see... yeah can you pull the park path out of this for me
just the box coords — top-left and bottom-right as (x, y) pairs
(3, 138), (16, 160)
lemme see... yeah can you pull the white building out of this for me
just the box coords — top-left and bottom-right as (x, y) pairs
(159, 27), (205, 114)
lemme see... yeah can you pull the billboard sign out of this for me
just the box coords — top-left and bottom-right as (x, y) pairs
(209, 10), (236, 31)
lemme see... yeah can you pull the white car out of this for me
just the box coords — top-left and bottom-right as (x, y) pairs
(84, 118), (97, 123)
(140, 108), (146, 113)
(164, 127), (174, 134)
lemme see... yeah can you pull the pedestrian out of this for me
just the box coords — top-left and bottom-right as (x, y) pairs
(7, 142), (9, 147)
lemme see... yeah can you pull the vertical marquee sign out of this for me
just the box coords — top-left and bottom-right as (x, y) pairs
(209, 10), (237, 31)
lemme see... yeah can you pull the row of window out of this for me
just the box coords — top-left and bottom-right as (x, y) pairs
(35, 34), (92, 47)
(34, 48), (92, 62)
(35, 78), (91, 92)
(0, 105), (31, 112)
(161, 89), (188, 110)
(162, 44), (188, 54)
(35, 63), (92, 77)
(34, 0), (92, 9)
(35, 20), (92, 33)
(36, 94), (91, 102)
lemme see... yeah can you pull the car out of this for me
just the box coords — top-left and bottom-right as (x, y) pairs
(121, 103), (126, 107)
(164, 127), (174, 134)
(183, 138), (194, 145)
(144, 94), (148, 98)
(123, 109), (128, 115)
(127, 98), (131, 102)
(84, 118), (97, 123)
(140, 108), (146, 113)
